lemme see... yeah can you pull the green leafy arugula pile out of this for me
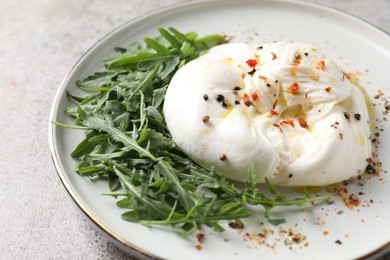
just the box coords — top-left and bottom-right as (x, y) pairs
(57, 27), (330, 237)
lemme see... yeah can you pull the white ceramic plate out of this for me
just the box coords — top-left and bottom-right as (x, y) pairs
(49, 0), (390, 259)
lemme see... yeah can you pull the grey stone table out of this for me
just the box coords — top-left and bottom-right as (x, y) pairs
(0, 0), (389, 259)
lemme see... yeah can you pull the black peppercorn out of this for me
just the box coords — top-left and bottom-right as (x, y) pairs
(365, 164), (376, 174)
(228, 220), (244, 229)
(354, 113), (361, 120)
(216, 94), (224, 102)
(248, 68), (256, 75)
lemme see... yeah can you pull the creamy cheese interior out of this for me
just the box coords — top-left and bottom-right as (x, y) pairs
(163, 42), (371, 186)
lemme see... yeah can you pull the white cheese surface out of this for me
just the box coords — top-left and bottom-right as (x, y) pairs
(163, 42), (371, 186)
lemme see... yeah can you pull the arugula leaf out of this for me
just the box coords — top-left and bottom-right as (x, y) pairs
(157, 27), (181, 49)
(138, 128), (173, 150)
(105, 52), (172, 69)
(265, 177), (286, 201)
(144, 37), (172, 55)
(77, 108), (157, 161)
(70, 130), (101, 159)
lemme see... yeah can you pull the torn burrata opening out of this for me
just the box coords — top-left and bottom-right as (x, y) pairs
(163, 42), (371, 186)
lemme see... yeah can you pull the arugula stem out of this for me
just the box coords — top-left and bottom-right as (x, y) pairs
(140, 211), (252, 226)
(247, 195), (331, 207)
(127, 64), (160, 100)
(51, 121), (90, 130)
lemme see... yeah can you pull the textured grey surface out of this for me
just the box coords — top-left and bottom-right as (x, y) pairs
(0, 0), (389, 259)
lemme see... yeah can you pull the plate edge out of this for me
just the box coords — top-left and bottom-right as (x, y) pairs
(47, 0), (390, 258)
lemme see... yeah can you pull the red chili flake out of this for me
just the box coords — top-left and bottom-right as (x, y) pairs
(334, 187), (362, 209)
(366, 158), (373, 164)
(241, 73), (246, 79)
(323, 231), (329, 236)
(325, 86), (332, 92)
(348, 194), (360, 206)
(291, 59), (301, 66)
(349, 200), (360, 206)
(195, 244), (202, 250)
(291, 52), (301, 66)
(270, 109), (279, 116)
(304, 93), (309, 99)
(374, 89), (384, 99)
(316, 60), (325, 70)
(273, 123), (282, 132)
(196, 233), (205, 243)
(304, 242), (309, 247)
(297, 116), (308, 128)
(259, 75), (267, 81)
(280, 119), (295, 128)
(289, 69), (297, 76)
(309, 72), (319, 80)
(243, 93), (250, 103)
(251, 92), (259, 102)
(246, 59), (257, 68)
(288, 82), (299, 95)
